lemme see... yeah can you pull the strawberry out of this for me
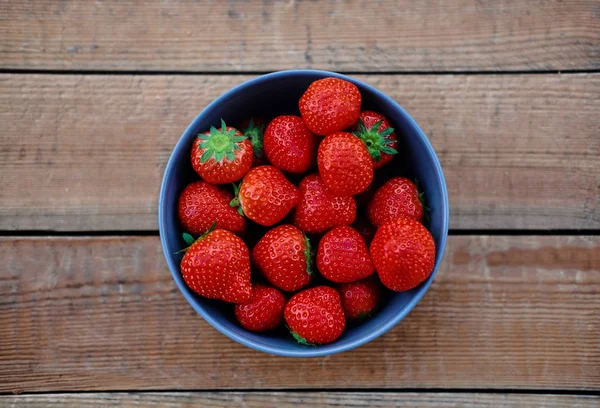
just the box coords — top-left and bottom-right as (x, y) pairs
(231, 165), (300, 227)
(299, 77), (361, 136)
(317, 132), (374, 196)
(352, 111), (398, 169)
(234, 284), (286, 331)
(292, 174), (356, 234)
(191, 119), (253, 184)
(252, 224), (312, 292)
(370, 217), (436, 292)
(284, 286), (346, 345)
(178, 181), (245, 235)
(352, 216), (376, 246)
(368, 177), (424, 226)
(264, 115), (319, 173)
(180, 228), (252, 303)
(239, 117), (266, 166)
(339, 276), (382, 319)
(316, 226), (374, 283)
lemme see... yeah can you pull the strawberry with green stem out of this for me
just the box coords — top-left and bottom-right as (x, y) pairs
(370, 217), (436, 292)
(179, 224), (252, 303)
(284, 286), (346, 345)
(178, 181), (246, 236)
(352, 111), (398, 170)
(234, 284), (286, 332)
(230, 165), (300, 227)
(339, 276), (382, 319)
(367, 177), (424, 226)
(191, 119), (253, 184)
(252, 224), (313, 292)
(240, 117), (266, 166)
(316, 225), (374, 283)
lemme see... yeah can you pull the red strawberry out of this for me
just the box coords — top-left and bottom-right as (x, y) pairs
(232, 165), (300, 227)
(317, 132), (374, 196)
(299, 77), (361, 136)
(293, 174), (356, 234)
(316, 226), (374, 283)
(239, 117), (266, 166)
(370, 217), (436, 292)
(180, 228), (252, 303)
(339, 276), (382, 319)
(284, 286), (346, 345)
(352, 111), (398, 169)
(191, 120), (253, 184)
(352, 216), (376, 246)
(368, 177), (424, 226)
(252, 224), (312, 292)
(178, 181), (246, 235)
(264, 115), (319, 173)
(234, 284), (286, 332)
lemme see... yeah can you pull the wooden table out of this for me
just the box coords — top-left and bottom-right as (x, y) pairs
(1, 1), (599, 406)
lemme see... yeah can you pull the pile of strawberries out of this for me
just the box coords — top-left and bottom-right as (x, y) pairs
(177, 77), (436, 345)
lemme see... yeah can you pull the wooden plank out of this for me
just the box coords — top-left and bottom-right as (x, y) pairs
(0, 236), (598, 392)
(0, 1), (598, 72)
(2, 392), (599, 407)
(0, 74), (598, 231)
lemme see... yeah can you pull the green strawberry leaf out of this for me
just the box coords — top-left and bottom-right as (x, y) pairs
(303, 234), (314, 276)
(381, 146), (398, 155)
(182, 233), (195, 246)
(288, 326), (317, 347)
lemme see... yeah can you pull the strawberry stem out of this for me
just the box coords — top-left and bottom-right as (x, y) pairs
(414, 178), (431, 224)
(175, 223), (217, 254)
(198, 119), (246, 164)
(352, 119), (397, 162)
(304, 234), (313, 276)
(287, 326), (316, 346)
(241, 117), (265, 159)
(229, 182), (244, 216)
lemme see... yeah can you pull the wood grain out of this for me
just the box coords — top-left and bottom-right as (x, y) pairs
(1, 235), (598, 392)
(0, 0), (598, 72)
(2, 392), (599, 407)
(0, 74), (598, 231)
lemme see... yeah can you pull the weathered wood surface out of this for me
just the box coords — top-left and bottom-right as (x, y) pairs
(2, 392), (599, 407)
(1, 235), (598, 393)
(1, 1), (598, 72)
(1, 73), (598, 231)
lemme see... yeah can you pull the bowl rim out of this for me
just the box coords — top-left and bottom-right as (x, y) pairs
(158, 69), (449, 357)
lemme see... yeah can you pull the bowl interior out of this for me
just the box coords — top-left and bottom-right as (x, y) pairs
(159, 70), (449, 357)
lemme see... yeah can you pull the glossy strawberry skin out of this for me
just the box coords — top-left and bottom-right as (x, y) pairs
(317, 226), (374, 283)
(234, 284), (286, 332)
(353, 111), (398, 169)
(264, 115), (319, 173)
(368, 177), (424, 226)
(180, 229), (252, 303)
(292, 174), (356, 234)
(317, 132), (374, 197)
(284, 286), (346, 345)
(370, 217), (436, 292)
(339, 276), (382, 319)
(299, 77), (362, 136)
(238, 166), (300, 226)
(178, 181), (246, 235)
(252, 224), (312, 292)
(191, 125), (253, 184)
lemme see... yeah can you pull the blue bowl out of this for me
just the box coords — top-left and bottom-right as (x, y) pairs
(159, 70), (449, 357)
